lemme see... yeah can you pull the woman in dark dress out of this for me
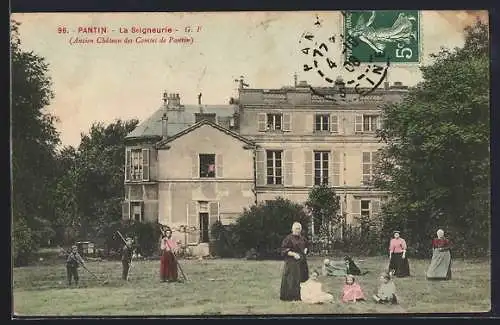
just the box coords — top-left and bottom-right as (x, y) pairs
(388, 230), (410, 277)
(280, 222), (310, 301)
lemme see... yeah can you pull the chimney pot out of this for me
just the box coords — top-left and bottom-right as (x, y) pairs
(161, 113), (168, 139)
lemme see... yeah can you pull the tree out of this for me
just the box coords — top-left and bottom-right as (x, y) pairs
(55, 119), (139, 243)
(374, 19), (489, 257)
(232, 198), (310, 259)
(305, 184), (341, 240)
(11, 19), (60, 264)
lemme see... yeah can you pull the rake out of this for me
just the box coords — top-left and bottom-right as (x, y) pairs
(80, 263), (109, 285)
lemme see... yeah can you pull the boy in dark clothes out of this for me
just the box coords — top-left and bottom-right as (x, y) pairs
(66, 245), (85, 286)
(122, 237), (134, 281)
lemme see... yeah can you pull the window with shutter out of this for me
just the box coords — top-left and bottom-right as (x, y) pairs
(188, 201), (198, 244)
(142, 148), (150, 181)
(284, 150), (294, 186)
(256, 149), (266, 186)
(331, 151), (340, 186)
(122, 201), (130, 220)
(354, 115), (363, 133)
(314, 151), (329, 186)
(216, 154), (223, 178)
(266, 150), (283, 185)
(362, 152), (372, 185)
(314, 114), (330, 132)
(351, 199), (361, 223)
(304, 150), (313, 187)
(209, 202), (220, 226)
(330, 115), (339, 133)
(125, 149), (131, 181)
(283, 113), (291, 131)
(257, 113), (267, 132)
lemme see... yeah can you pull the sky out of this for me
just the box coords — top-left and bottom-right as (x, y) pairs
(11, 11), (488, 148)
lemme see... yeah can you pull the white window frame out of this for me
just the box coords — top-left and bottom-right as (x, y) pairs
(266, 150), (283, 185)
(314, 114), (330, 132)
(362, 115), (379, 132)
(130, 149), (143, 181)
(360, 200), (371, 218)
(314, 151), (329, 186)
(267, 113), (283, 131)
(199, 153), (216, 178)
(130, 201), (143, 222)
(362, 152), (377, 185)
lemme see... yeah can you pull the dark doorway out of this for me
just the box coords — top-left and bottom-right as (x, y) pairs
(199, 213), (209, 243)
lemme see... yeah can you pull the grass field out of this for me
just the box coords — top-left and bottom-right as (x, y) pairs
(13, 253), (491, 316)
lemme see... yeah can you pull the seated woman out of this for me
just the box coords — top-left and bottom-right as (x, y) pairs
(344, 255), (369, 276)
(341, 274), (366, 303)
(300, 270), (334, 304)
(373, 272), (398, 304)
(322, 258), (347, 277)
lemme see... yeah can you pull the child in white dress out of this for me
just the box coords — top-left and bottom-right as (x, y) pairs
(300, 270), (334, 304)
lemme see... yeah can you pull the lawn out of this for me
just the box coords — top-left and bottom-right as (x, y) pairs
(12, 253), (491, 316)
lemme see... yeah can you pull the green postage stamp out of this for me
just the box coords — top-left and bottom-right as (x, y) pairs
(343, 10), (421, 63)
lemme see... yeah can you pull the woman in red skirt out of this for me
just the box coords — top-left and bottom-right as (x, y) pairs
(160, 227), (179, 282)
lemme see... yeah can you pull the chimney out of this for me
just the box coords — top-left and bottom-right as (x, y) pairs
(167, 93), (181, 109)
(162, 91), (168, 108)
(198, 93), (202, 105)
(161, 113), (168, 139)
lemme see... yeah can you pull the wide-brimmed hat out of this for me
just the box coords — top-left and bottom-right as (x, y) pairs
(393, 230), (401, 234)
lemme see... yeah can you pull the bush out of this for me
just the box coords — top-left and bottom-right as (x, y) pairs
(231, 198), (310, 259)
(12, 216), (37, 267)
(210, 220), (239, 258)
(101, 220), (162, 258)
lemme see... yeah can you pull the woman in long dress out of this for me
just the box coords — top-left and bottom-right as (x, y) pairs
(388, 230), (410, 277)
(160, 227), (179, 282)
(280, 222), (309, 301)
(426, 229), (452, 280)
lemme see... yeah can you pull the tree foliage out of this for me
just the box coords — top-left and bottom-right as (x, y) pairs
(11, 19), (61, 265)
(231, 198), (310, 259)
(374, 19), (490, 257)
(52, 119), (139, 244)
(305, 184), (340, 237)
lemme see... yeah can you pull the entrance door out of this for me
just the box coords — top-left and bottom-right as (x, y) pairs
(199, 213), (209, 243)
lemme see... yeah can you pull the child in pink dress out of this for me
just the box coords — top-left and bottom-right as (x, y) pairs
(341, 274), (366, 303)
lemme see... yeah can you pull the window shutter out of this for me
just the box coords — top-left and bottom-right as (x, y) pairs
(284, 150), (294, 186)
(330, 114), (339, 133)
(122, 201), (130, 220)
(351, 199), (361, 224)
(371, 200), (381, 217)
(188, 201), (198, 244)
(142, 148), (150, 181)
(209, 201), (220, 227)
(256, 149), (266, 186)
(376, 115), (382, 130)
(125, 149), (131, 181)
(330, 151), (340, 186)
(216, 154), (223, 178)
(355, 114), (363, 133)
(191, 152), (199, 178)
(304, 150), (313, 187)
(283, 113), (292, 131)
(257, 113), (267, 132)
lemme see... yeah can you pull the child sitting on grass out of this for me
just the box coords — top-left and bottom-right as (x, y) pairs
(300, 270), (334, 304)
(341, 274), (366, 303)
(373, 271), (398, 304)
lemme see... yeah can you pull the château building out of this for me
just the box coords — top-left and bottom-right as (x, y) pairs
(122, 79), (408, 255)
